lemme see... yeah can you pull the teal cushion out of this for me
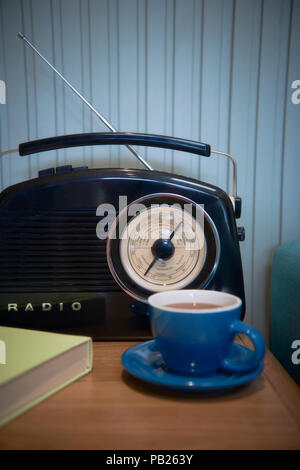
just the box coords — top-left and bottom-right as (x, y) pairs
(271, 241), (300, 386)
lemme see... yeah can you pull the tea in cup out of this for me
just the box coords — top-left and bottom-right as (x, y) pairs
(148, 290), (266, 376)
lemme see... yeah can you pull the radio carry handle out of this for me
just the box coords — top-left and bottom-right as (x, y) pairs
(18, 132), (211, 158)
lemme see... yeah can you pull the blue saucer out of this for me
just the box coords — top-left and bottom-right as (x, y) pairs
(122, 340), (264, 394)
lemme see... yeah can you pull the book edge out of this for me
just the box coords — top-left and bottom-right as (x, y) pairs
(0, 339), (93, 428)
(0, 330), (92, 387)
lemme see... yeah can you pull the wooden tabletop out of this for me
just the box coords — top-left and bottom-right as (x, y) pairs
(0, 337), (300, 450)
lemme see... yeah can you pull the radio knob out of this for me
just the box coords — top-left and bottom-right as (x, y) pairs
(234, 197), (242, 218)
(38, 168), (55, 177)
(55, 165), (89, 174)
(237, 226), (245, 242)
(56, 165), (73, 174)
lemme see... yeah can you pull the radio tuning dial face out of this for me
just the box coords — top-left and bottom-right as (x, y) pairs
(107, 194), (220, 303)
(119, 206), (206, 292)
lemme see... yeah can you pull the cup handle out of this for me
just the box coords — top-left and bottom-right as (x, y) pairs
(221, 320), (266, 374)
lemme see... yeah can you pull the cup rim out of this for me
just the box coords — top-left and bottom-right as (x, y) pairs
(148, 289), (242, 313)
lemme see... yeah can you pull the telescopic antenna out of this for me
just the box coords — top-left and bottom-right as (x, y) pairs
(17, 32), (153, 171)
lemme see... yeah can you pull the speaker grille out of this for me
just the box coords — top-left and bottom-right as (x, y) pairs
(0, 210), (119, 292)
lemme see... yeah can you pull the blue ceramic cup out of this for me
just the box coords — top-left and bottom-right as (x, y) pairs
(148, 290), (266, 376)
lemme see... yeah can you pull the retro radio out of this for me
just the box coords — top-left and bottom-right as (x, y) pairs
(0, 35), (245, 340)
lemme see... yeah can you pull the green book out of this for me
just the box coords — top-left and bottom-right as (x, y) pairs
(0, 326), (93, 427)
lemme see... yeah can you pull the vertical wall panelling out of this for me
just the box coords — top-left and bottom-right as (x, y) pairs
(281, 0), (300, 244)
(162, 0), (175, 172)
(146, 0), (166, 171)
(51, 0), (66, 165)
(89, 0), (111, 166)
(230, 0), (262, 325)
(0, 0), (9, 190)
(190, 0), (203, 180)
(118, 0), (140, 169)
(1, 0), (29, 186)
(137, 0), (146, 156)
(21, 0), (37, 178)
(60, 0), (84, 164)
(252, 0), (292, 341)
(217, 0), (233, 195)
(79, 0), (92, 166)
(199, 0), (232, 191)
(172, 0), (194, 176)
(107, 0), (120, 167)
(0, 0), (298, 340)
(30, 0), (57, 172)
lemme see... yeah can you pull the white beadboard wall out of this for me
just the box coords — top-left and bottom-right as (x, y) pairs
(0, 0), (300, 341)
